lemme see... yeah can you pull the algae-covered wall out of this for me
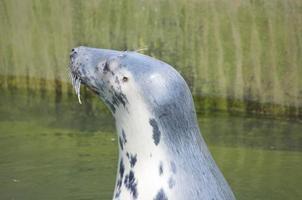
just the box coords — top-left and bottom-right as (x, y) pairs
(0, 0), (301, 118)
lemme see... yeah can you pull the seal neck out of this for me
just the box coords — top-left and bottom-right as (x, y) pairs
(114, 103), (167, 157)
(113, 104), (173, 199)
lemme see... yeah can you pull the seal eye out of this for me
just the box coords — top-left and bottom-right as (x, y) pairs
(122, 76), (129, 82)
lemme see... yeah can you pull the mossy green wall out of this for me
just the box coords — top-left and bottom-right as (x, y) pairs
(0, 0), (301, 118)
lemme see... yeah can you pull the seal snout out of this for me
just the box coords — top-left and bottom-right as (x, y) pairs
(69, 47), (85, 104)
(68, 46), (127, 107)
(70, 48), (77, 60)
(69, 48), (78, 65)
(69, 47), (88, 84)
(69, 48), (80, 75)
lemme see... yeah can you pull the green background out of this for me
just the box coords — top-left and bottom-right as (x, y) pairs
(1, 0), (302, 117)
(0, 0), (302, 200)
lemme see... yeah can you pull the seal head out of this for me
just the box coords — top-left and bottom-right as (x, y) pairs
(69, 46), (236, 200)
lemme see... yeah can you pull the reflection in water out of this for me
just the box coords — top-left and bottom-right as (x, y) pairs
(0, 90), (301, 200)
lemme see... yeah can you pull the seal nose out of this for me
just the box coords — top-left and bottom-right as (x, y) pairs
(70, 48), (78, 59)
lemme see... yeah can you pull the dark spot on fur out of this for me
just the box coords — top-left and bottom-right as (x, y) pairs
(110, 91), (128, 110)
(168, 177), (176, 189)
(103, 62), (109, 72)
(124, 170), (138, 199)
(119, 159), (125, 178)
(149, 118), (161, 145)
(105, 99), (116, 113)
(111, 93), (119, 106)
(119, 130), (127, 150)
(113, 92), (128, 107)
(90, 85), (101, 95)
(159, 162), (163, 175)
(126, 153), (137, 168)
(119, 136), (124, 150)
(115, 179), (122, 198)
(170, 161), (176, 174)
(129, 154), (137, 168)
(115, 159), (125, 198)
(126, 152), (137, 168)
(122, 130), (127, 143)
(154, 188), (168, 200)
(118, 92), (128, 106)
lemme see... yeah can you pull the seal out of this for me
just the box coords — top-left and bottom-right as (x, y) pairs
(69, 46), (236, 200)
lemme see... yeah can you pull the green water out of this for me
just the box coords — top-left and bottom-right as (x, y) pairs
(0, 91), (302, 200)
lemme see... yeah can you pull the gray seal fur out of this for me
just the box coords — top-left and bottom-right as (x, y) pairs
(69, 46), (236, 200)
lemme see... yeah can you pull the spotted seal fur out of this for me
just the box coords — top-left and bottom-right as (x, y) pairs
(69, 46), (236, 200)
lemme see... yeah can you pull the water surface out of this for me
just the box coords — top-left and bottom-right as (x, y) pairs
(0, 91), (301, 200)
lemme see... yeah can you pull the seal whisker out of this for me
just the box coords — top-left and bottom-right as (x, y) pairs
(133, 47), (148, 53)
(69, 72), (82, 104)
(74, 76), (82, 104)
